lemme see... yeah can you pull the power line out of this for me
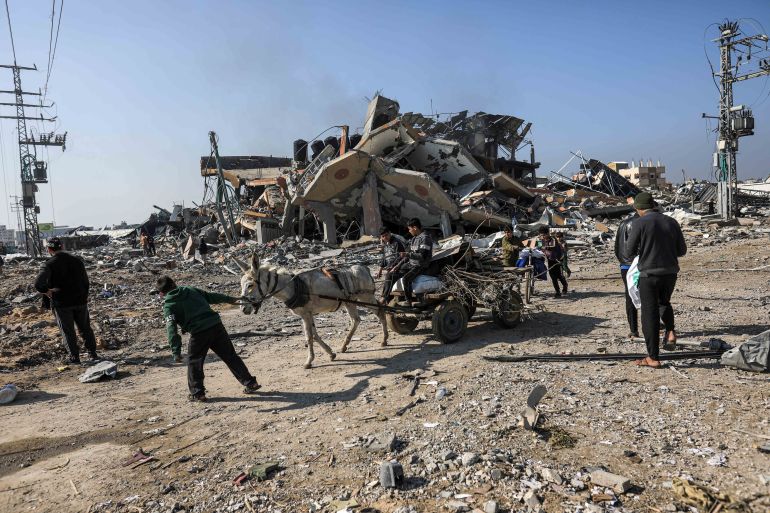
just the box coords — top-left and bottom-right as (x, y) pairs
(43, 0), (63, 99)
(45, 0), (55, 95)
(3, 0), (16, 64)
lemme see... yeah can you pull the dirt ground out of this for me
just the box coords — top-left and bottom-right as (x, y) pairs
(0, 236), (768, 513)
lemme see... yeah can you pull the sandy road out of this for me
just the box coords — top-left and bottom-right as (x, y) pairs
(0, 238), (768, 512)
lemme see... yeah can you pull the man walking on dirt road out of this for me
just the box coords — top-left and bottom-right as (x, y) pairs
(34, 237), (100, 364)
(626, 192), (687, 368)
(157, 276), (261, 402)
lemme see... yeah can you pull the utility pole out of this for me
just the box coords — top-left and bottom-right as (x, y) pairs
(0, 64), (66, 255)
(705, 20), (770, 219)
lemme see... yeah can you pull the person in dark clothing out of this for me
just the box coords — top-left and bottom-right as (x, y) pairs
(157, 276), (261, 401)
(197, 237), (209, 264)
(537, 226), (567, 297)
(393, 218), (433, 306)
(614, 205), (640, 338)
(34, 237), (99, 364)
(376, 227), (407, 303)
(554, 232), (571, 277)
(626, 192), (687, 368)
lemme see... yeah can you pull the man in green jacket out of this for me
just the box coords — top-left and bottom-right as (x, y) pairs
(157, 276), (261, 402)
(501, 225), (523, 267)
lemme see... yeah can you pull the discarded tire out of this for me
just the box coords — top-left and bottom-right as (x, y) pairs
(386, 299), (419, 334)
(492, 289), (523, 329)
(432, 299), (468, 344)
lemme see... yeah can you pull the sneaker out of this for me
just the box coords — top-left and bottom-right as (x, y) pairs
(243, 381), (262, 394)
(554, 292), (561, 298)
(64, 356), (81, 365)
(188, 392), (207, 402)
(172, 354), (183, 364)
(88, 352), (100, 361)
(629, 332), (640, 339)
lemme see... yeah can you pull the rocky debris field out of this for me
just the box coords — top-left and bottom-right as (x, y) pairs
(0, 229), (769, 513)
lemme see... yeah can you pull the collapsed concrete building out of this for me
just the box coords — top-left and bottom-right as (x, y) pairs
(201, 95), (541, 244)
(283, 95), (540, 242)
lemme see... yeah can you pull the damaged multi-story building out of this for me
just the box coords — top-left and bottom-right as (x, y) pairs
(201, 94), (542, 244)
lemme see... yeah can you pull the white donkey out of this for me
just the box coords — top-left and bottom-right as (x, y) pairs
(236, 253), (389, 369)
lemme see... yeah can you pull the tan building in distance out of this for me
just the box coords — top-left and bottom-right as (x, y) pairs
(609, 160), (670, 189)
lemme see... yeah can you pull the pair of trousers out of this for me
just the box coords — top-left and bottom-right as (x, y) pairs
(620, 268), (639, 334)
(548, 262), (567, 294)
(53, 305), (98, 360)
(383, 266), (423, 302)
(187, 322), (255, 396)
(380, 270), (397, 300)
(638, 274), (677, 360)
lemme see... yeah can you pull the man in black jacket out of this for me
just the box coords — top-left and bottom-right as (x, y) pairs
(34, 238), (99, 364)
(396, 218), (434, 306)
(626, 193), (687, 368)
(614, 202), (639, 338)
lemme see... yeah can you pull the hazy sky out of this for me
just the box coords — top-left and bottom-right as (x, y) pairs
(0, 0), (768, 229)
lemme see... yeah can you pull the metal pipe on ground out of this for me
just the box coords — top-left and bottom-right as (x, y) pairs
(484, 350), (725, 363)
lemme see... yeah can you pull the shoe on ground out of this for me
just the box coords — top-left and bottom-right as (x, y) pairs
(629, 332), (640, 339)
(64, 357), (81, 365)
(172, 354), (183, 364)
(188, 392), (207, 402)
(554, 292), (561, 298)
(243, 381), (262, 394)
(88, 352), (100, 361)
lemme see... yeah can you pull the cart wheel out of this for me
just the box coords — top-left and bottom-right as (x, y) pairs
(432, 300), (468, 344)
(492, 289), (523, 328)
(386, 298), (419, 334)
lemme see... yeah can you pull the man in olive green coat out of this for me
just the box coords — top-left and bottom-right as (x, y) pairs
(158, 276), (260, 402)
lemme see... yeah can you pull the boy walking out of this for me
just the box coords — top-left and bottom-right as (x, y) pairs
(157, 276), (261, 401)
(537, 226), (568, 297)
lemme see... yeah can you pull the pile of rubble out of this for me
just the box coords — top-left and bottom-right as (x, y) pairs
(21, 94), (769, 272)
(184, 94), (643, 248)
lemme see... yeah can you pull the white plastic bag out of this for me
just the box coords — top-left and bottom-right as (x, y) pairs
(0, 384), (19, 405)
(392, 275), (444, 294)
(626, 256), (641, 309)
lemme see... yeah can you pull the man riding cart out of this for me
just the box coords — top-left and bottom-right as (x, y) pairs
(381, 223), (527, 344)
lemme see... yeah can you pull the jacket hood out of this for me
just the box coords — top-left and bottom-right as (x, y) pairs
(164, 286), (190, 302)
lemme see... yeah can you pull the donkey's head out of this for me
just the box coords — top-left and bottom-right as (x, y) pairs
(236, 252), (263, 315)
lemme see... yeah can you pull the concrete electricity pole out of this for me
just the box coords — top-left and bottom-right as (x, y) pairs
(705, 20), (770, 219)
